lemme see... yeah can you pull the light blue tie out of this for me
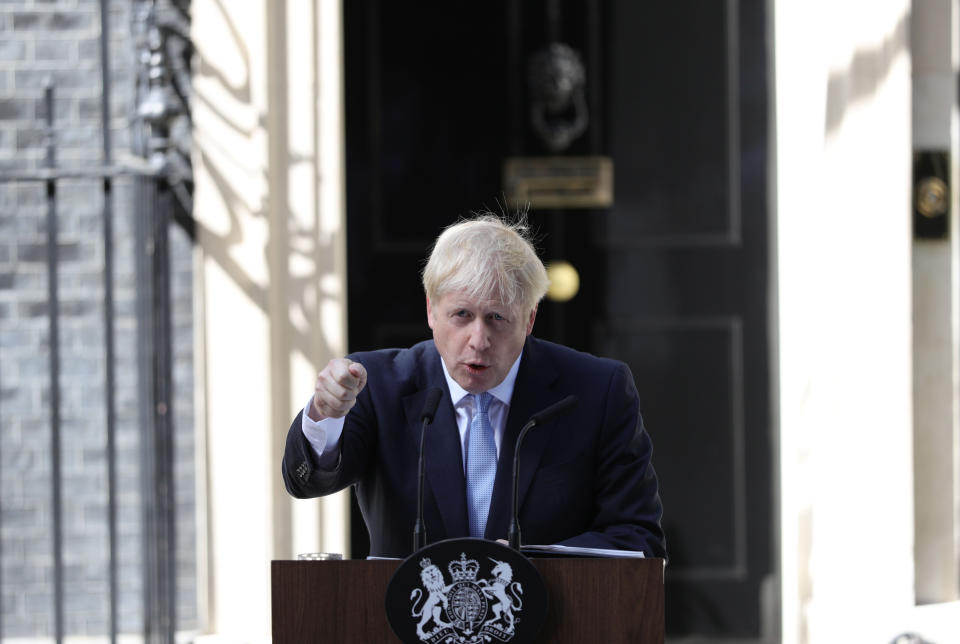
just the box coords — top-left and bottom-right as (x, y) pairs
(466, 392), (496, 538)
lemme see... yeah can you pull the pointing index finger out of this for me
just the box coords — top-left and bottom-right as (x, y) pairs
(348, 362), (368, 392)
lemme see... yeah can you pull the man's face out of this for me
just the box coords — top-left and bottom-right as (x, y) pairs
(427, 291), (537, 394)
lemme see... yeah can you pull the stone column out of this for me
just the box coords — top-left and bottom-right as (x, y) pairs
(911, 0), (960, 608)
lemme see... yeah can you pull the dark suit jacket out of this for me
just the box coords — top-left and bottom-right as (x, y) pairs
(282, 336), (666, 559)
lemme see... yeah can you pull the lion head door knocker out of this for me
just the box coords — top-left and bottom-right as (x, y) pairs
(528, 42), (589, 153)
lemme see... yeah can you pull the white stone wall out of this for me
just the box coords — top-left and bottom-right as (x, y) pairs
(775, 0), (960, 642)
(191, 0), (349, 641)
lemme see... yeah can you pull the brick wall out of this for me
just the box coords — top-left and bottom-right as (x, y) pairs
(0, 0), (196, 638)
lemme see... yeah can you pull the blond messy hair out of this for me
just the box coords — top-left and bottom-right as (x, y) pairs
(422, 213), (549, 313)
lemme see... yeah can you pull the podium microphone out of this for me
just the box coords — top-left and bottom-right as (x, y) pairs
(507, 395), (579, 550)
(413, 387), (443, 552)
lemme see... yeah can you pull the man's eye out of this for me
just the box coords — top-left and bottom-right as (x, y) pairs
(491, 313), (505, 321)
(455, 310), (469, 317)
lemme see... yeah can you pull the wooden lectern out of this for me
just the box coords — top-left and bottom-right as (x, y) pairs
(272, 557), (664, 643)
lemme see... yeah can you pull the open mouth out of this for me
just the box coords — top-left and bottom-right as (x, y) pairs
(465, 362), (489, 373)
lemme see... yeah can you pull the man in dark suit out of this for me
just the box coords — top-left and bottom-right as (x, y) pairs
(282, 215), (665, 559)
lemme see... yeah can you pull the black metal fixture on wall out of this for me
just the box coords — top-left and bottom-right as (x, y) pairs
(528, 41), (588, 152)
(504, 0), (612, 210)
(913, 150), (950, 240)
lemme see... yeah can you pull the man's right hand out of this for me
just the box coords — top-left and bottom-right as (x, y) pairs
(308, 358), (368, 421)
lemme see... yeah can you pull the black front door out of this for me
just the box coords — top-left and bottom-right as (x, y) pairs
(343, 1), (774, 638)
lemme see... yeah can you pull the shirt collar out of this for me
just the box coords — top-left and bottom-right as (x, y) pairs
(440, 352), (522, 408)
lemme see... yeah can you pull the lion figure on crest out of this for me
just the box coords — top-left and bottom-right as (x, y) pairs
(409, 558), (451, 638)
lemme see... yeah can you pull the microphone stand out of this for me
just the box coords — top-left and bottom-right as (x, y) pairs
(413, 388), (442, 552)
(507, 395), (579, 551)
(413, 413), (430, 551)
(507, 418), (536, 551)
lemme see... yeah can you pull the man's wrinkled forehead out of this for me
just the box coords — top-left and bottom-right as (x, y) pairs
(434, 290), (522, 314)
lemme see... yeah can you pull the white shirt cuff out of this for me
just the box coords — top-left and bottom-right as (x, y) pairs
(301, 396), (346, 470)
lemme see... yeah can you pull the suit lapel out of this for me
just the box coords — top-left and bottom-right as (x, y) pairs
(402, 352), (468, 540)
(485, 338), (560, 540)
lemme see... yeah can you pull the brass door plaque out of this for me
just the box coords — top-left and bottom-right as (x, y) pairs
(503, 156), (613, 209)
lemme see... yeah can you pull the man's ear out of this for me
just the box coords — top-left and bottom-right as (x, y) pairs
(525, 304), (538, 335)
(426, 296), (434, 330)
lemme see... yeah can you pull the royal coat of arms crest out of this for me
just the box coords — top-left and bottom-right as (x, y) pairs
(385, 537), (547, 644)
(409, 553), (524, 643)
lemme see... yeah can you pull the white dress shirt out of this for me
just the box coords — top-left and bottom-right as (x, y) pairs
(300, 353), (523, 472)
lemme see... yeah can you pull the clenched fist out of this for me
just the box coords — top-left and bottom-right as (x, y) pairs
(308, 357), (368, 421)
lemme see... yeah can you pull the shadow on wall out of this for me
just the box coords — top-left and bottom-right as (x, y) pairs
(192, 0), (341, 366)
(823, 12), (908, 135)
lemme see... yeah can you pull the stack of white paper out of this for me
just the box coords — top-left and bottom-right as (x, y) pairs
(520, 544), (646, 558)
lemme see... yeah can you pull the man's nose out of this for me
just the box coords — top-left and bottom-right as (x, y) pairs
(467, 320), (491, 351)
